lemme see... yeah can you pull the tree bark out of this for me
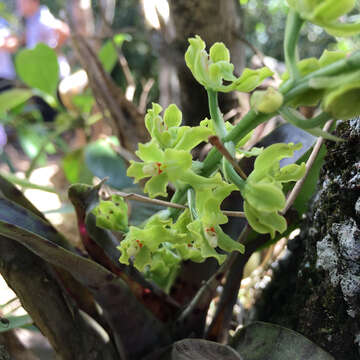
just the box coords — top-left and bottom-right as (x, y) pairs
(158, 0), (245, 125)
(254, 118), (360, 359)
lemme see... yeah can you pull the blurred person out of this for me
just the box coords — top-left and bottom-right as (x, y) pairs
(0, 18), (18, 92)
(17, 0), (71, 121)
(17, 0), (71, 78)
(0, 18), (19, 149)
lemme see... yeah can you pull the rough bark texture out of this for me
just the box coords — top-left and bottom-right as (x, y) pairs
(255, 118), (360, 359)
(164, 0), (245, 125)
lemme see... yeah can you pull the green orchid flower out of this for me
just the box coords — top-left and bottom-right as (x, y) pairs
(145, 103), (213, 150)
(281, 50), (347, 107)
(185, 35), (273, 92)
(287, 0), (360, 37)
(194, 176), (237, 226)
(119, 216), (185, 271)
(322, 80), (360, 120)
(127, 141), (193, 197)
(244, 201), (287, 239)
(241, 143), (306, 237)
(173, 210), (244, 264)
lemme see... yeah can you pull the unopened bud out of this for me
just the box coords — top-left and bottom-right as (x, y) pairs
(251, 87), (283, 114)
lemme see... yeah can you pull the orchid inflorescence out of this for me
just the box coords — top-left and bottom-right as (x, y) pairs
(92, 1), (360, 287)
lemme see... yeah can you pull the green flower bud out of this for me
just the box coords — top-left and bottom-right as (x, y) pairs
(185, 35), (273, 92)
(250, 87), (284, 114)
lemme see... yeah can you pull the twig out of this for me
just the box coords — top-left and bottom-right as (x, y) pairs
(233, 31), (281, 83)
(139, 78), (155, 114)
(282, 119), (334, 214)
(223, 107), (241, 121)
(107, 191), (245, 218)
(208, 135), (248, 180)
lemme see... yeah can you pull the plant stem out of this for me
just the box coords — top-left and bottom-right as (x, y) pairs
(208, 136), (247, 179)
(207, 89), (227, 138)
(113, 190), (245, 217)
(279, 107), (332, 129)
(284, 9), (304, 82)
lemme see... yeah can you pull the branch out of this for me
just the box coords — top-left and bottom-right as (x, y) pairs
(108, 191), (245, 218)
(208, 135), (247, 180)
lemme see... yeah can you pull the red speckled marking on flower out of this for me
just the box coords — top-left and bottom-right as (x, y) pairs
(156, 162), (163, 174)
(136, 239), (143, 248)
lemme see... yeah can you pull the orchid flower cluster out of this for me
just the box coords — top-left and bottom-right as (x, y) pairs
(92, 1), (360, 285)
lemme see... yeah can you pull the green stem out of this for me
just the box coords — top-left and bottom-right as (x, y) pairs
(284, 9), (304, 81)
(25, 125), (70, 179)
(279, 108), (332, 129)
(207, 89), (227, 138)
(187, 188), (198, 221)
(223, 161), (246, 192)
(202, 110), (272, 177)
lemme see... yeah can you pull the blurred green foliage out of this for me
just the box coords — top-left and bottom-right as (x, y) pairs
(241, 0), (360, 61)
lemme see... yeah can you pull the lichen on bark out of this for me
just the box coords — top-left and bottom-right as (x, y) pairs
(254, 117), (360, 359)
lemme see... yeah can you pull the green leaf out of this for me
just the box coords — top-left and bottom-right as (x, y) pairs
(0, 89), (33, 115)
(0, 315), (33, 333)
(98, 33), (131, 73)
(85, 138), (133, 190)
(62, 148), (93, 184)
(231, 321), (334, 360)
(15, 43), (59, 96)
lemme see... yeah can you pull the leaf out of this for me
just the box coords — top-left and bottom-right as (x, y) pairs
(0, 220), (171, 358)
(85, 138), (133, 190)
(231, 322), (334, 360)
(0, 315), (33, 333)
(62, 148), (94, 184)
(98, 33), (131, 73)
(0, 197), (72, 250)
(0, 89), (33, 115)
(0, 174), (47, 219)
(15, 43), (59, 96)
(172, 339), (242, 360)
